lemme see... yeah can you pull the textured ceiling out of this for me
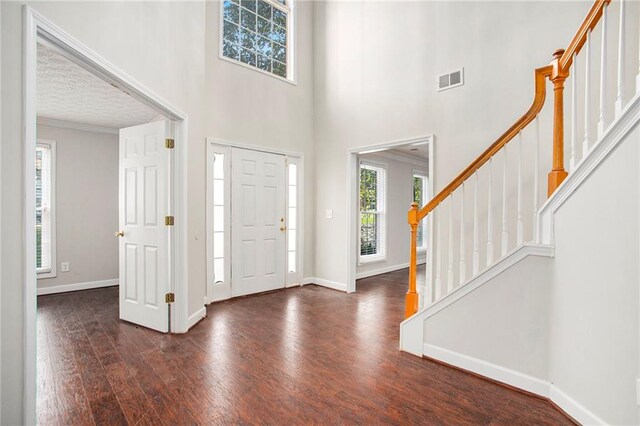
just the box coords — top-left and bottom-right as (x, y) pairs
(37, 43), (158, 129)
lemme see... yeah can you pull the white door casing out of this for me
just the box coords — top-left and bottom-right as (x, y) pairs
(231, 147), (287, 297)
(119, 121), (170, 332)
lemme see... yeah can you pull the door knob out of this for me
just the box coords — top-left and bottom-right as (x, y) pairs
(280, 225), (287, 232)
(115, 231), (125, 237)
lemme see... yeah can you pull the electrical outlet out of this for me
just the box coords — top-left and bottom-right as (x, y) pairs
(61, 262), (70, 272)
(326, 209), (333, 219)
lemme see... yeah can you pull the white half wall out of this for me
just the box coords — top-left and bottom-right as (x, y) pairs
(36, 124), (118, 291)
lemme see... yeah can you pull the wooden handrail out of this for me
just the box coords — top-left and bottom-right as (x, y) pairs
(413, 65), (553, 224)
(559, 0), (611, 72)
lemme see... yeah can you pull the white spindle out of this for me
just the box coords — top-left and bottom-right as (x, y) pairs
(516, 132), (524, 246)
(501, 148), (508, 257)
(435, 207), (442, 300)
(459, 183), (466, 285)
(598, 4), (608, 138)
(533, 116), (540, 243)
(447, 196), (454, 294)
(472, 171), (479, 275)
(426, 213), (434, 305)
(487, 158), (494, 266)
(570, 53), (578, 171)
(615, 0), (626, 118)
(584, 29), (592, 156)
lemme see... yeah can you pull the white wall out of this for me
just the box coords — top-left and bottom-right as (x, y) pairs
(357, 152), (427, 278)
(548, 124), (640, 425)
(312, 1), (590, 288)
(36, 124), (118, 290)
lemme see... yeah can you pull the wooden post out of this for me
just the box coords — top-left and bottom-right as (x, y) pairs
(548, 49), (569, 196)
(406, 202), (419, 318)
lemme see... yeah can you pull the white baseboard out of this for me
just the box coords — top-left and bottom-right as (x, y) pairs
(37, 278), (118, 295)
(303, 277), (347, 292)
(549, 384), (606, 426)
(186, 306), (207, 331)
(356, 261), (426, 280)
(423, 343), (605, 425)
(423, 343), (550, 397)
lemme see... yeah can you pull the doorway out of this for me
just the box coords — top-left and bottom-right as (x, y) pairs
(206, 140), (303, 303)
(24, 8), (189, 421)
(346, 136), (434, 298)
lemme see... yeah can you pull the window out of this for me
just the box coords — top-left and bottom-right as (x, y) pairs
(212, 152), (226, 286)
(287, 161), (298, 274)
(36, 140), (56, 277)
(359, 162), (386, 263)
(221, 0), (293, 81)
(413, 172), (428, 251)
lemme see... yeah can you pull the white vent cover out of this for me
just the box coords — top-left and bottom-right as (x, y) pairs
(438, 68), (464, 92)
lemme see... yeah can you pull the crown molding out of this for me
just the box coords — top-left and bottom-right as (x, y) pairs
(37, 117), (119, 135)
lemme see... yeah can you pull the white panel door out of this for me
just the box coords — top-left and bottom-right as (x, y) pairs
(119, 121), (169, 332)
(231, 148), (286, 297)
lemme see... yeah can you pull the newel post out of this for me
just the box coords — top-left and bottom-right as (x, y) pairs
(405, 202), (419, 318)
(548, 48), (570, 196)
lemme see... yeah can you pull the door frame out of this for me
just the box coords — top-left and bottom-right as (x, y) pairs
(23, 7), (189, 422)
(205, 138), (305, 303)
(346, 135), (434, 294)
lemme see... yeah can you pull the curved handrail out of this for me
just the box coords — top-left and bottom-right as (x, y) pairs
(559, 0), (611, 72)
(413, 64), (553, 224)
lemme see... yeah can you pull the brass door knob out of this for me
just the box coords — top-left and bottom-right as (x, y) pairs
(115, 231), (125, 237)
(280, 225), (287, 232)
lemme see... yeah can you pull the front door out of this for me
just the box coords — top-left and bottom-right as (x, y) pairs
(231, 148), (287, 297)
(118, 121), (170, 332)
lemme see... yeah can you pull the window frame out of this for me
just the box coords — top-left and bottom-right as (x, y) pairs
(412, 171), (429, 253)
(36, 139), (57, 279)
(358, 161), (387, 265)
(218, 0), (297, 84)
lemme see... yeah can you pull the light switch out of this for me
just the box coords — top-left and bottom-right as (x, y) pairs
(325, 209), (333, 219)
(61, 262), (70, 272)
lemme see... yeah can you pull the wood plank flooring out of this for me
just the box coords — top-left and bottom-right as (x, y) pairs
(37, 269), (573, 425)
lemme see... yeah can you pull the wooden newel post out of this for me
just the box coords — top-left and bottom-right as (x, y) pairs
(548, 48), (569, 197)
(406, 202), (419, 318)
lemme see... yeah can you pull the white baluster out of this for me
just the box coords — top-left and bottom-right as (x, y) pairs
(570, 53), (578, 171)
(615, 0), (626, 118)
(459, 183), (466, 285)
(426, 212), (434, 305)
(501, 148), (509, 257)
(487, 158), (494, 266)
(533, 116), (540, 243)
(584, 29), (592, 157)
(516, 132), (524, 246)
(435, 207), (442, 301)
(472, 171), (479, 276)
(598, 4), (608, 138)
(447, 195), (454, 294)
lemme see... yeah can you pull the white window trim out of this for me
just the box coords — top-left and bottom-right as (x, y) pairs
(413, 170), (429, 253)
(218, 0), (297, 85)
(358, 160), (387, 265)
(36, 139), (57, 279)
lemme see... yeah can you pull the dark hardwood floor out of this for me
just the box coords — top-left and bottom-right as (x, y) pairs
(37, 269), (572, 425)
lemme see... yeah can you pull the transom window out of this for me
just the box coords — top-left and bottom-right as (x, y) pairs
(359, 162), (386, 263)
(413, 172), (428, 251)
(221, 0), (293, 80)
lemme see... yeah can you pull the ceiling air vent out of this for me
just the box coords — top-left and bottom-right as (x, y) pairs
(438, 68), (464, 92)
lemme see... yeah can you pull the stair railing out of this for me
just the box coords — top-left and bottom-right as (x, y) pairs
(406, 0), (636, 318)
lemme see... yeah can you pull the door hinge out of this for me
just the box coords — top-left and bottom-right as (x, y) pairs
(165, 216), (175, 226)
(165, 138), (175, 149)
(165, 292), (175, 303)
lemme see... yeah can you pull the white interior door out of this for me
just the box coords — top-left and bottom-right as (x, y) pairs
(231, 148), (286, 297)
(119, 121), (170, 332)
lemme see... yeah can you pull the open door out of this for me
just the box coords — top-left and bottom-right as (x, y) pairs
(118, 121), (171, 332)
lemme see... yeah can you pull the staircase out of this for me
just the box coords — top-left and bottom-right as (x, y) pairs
(400, 1), (640, 424)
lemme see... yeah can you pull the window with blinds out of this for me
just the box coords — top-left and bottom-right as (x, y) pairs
(359, 162), (386, 263)
(36, 141), (55, 275)
(413, 172), (428, 251)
